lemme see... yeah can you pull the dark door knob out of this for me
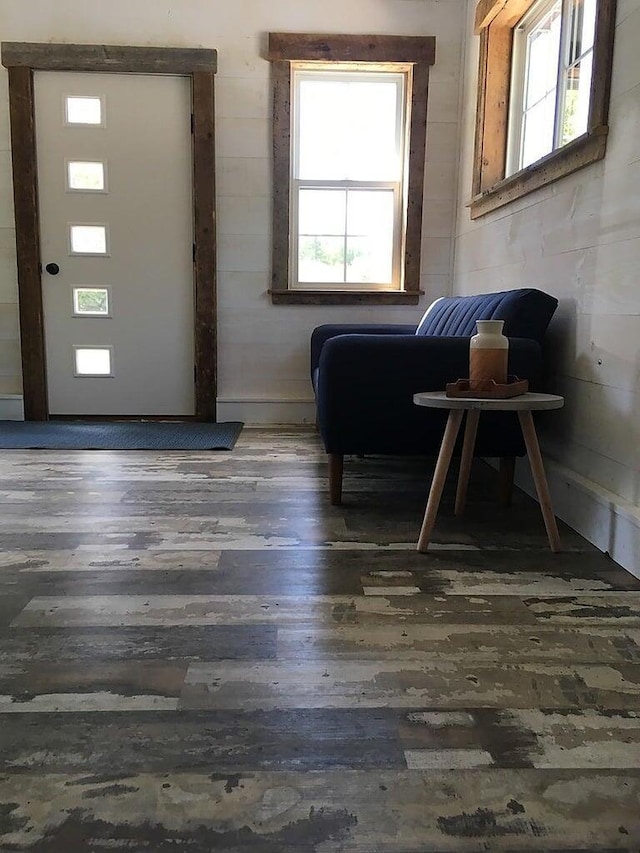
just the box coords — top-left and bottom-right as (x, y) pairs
(45, 262), (60, 275)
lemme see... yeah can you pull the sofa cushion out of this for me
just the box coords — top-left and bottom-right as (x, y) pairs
(415, 288), (558, 341)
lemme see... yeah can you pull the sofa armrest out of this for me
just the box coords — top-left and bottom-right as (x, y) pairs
(310, 323), (417, 380)
(316, 334), (542, 454)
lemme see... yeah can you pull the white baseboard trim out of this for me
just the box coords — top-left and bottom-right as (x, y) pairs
(512, 456), (640, 580)
(0, 395), (24, 420)
(0, 396), (317, 425)
(216, 398), (316, 425)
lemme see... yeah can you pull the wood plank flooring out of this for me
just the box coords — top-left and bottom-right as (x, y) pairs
(0, 427), (639, 851)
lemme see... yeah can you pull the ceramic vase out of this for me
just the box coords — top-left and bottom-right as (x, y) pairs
(469, 319), (508, 384)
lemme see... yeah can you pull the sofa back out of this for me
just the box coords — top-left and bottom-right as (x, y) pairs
(415, 288), (558, 342)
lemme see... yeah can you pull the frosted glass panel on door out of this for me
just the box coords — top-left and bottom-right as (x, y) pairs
(67, 161), (106, 192)
(65, 96), (104, 125)
(70, 225), (108, 255)
(74, 347), (112, 376)
(73, 287), (110, 316)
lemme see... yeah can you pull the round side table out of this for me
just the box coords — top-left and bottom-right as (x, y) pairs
(413, 391), (564, 553)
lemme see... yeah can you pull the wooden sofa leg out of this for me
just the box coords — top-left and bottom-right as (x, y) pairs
(328, 453), (344, 505)
(499, 456), (515, 507)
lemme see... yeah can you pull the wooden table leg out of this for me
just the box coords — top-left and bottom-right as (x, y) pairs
(454, 409), (479, 517)
(417, 409), (464, 553)
(517, 410), (561, 553)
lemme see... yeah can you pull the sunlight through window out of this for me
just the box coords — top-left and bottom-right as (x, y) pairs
(292, 69), (406, 289)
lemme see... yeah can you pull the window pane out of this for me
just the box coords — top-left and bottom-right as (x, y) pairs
(560, 51), (593, 144)
(67, 161), (106, 191)
(74, 347), (112, 376)
(66, 96), (103, 125)
(73, 288), (109, 316)
(70, 225), (108, 255)
(298, 189), (346, 236)
(560, 0), (596, 145)
(524, 3), (562, 110)
(297, 76), (402, 181)
(297, 189), (396, 284)
(346, 191), (395, 284)
(298, 236), (345, 283)
(521, 94), (556, 166)
(517, 0), (563, 170)
(566, 0), (596, 62)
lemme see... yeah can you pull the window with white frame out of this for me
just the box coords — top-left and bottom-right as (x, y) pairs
(291, 68), (407, 290)
(507, 0), (597, 175)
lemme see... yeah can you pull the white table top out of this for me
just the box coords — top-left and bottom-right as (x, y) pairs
(413, 391), (564, 411)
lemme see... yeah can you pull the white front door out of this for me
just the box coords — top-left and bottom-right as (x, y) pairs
(34, 71), (195, 416)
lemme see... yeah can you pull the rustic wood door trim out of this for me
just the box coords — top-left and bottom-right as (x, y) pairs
(1, 43), (218, 421)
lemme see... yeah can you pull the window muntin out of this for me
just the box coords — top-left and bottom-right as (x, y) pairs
(507, 0), (597, 175)
(290, 67), (407, 291)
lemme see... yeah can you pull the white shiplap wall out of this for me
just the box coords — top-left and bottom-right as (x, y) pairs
(453, 0), (640, 575)
(0, 0), (466, 423)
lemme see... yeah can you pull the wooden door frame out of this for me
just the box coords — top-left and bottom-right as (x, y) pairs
(1, 42), (218, 421)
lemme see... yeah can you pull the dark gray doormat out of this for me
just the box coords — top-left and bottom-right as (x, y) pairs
(0, 421), (244, 450)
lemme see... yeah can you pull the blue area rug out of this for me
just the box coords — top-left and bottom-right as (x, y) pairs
(0, 421), (244, 450)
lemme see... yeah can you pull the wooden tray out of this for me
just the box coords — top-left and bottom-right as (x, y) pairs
(446, 376), (529, 399)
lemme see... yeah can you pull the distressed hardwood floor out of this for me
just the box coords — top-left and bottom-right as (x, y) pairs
(0, 426), (639, 851)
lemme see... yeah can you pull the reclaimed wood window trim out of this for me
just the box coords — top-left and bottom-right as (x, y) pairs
(470, 0), (616, 219)
(267, 33), (435, 306)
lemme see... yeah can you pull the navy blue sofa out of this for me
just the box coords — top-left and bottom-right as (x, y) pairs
(310, 288), (558, 504)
